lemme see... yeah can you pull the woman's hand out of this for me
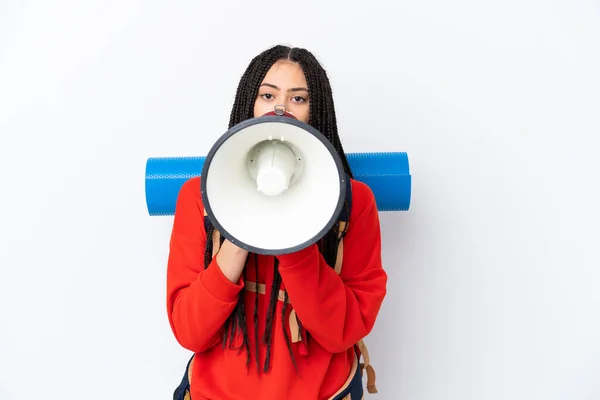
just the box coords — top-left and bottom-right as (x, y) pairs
(216, 239), (249, 283)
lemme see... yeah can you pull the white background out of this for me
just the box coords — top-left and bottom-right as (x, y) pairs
(1, 1), (599, 399)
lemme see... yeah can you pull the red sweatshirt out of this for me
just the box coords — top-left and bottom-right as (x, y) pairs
(166, 176), (387, 400)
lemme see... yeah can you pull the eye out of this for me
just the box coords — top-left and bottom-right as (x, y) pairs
(291, 96), (307, 103)
(260, 93), (274, 100)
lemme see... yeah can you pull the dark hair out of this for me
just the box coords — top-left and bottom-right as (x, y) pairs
(204, 44), (352, 374)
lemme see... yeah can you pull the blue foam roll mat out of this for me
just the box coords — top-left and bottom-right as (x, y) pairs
(145, 152), (411, 216)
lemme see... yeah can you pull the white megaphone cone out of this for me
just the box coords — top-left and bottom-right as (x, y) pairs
(200, 106), (347, 255)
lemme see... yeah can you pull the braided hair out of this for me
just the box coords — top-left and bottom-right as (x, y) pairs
(203, 45), (353, 374)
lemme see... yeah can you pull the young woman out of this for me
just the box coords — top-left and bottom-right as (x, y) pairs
(166, 45), (387, 400)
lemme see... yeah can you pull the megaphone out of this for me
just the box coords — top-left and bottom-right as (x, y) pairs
(200, 111), (348, 255)
(145, 112), (411, 255)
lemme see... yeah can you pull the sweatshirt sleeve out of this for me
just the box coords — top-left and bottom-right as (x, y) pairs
(166, 177), (244, 353)
(276, 180), (388, 353)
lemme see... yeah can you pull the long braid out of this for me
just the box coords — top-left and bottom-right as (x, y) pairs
(204, 44), (353, 373)
(262, 259), (282, 372)
(204, 223), (215, 268)
(253, 253), (260, 374)
(237, 266), (251, 366)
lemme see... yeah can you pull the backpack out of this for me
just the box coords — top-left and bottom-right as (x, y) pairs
(173, 175), (377, 399)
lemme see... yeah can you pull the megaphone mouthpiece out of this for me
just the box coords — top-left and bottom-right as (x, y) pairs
(250, 139), (300, 196)
(262, 108), (297, 119)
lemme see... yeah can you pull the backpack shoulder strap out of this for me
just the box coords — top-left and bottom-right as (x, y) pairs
(333, 176), (379, 394)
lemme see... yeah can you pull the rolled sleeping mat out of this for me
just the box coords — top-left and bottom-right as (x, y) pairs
(144, 152), (411, 216)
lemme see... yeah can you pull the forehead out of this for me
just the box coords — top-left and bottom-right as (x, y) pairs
(261, 60), (307, 86)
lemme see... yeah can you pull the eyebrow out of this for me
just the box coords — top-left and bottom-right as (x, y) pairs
(260, 83), (308, 92)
